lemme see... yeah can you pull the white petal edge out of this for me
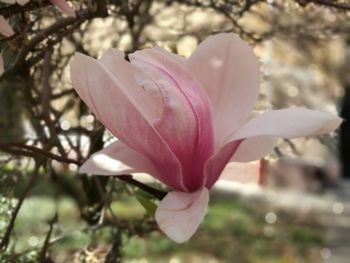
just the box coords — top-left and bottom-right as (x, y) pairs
(155, 188), (209, 243)
(80, 140), (159, 177)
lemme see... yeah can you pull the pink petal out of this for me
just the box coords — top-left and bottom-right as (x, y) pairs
(204, 107), (341, 188)
(231, 108), (342, 161)
(153, 46), (186, 65)
(231, 136), (277, 162)
(99, 48), (163, 123)
(70, 52), (185, 191)
(49, 0), (76, 17)
(229, 113), (277, 162)
(0, 16), (14, 37)
(187, 33), (261, 148)
(80, 140), (160, 177)
(155, 187), (209, 243)
(219, 160), (263, 185)
(204, 140), (242, 188)
(230, 108), (342, 141)
(129, 47), (214, 191)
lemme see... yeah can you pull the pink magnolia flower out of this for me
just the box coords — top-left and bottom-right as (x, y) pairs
(70, 34), (341, 243)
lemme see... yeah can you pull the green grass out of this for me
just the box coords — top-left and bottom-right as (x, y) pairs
(1, 193), (325, 263)
(121, 195), (324, 263)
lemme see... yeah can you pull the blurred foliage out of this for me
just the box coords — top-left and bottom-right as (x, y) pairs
(0, 0), (349, 262)
(0, 192), (325, 263)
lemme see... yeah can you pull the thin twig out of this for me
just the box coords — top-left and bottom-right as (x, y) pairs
(117, 175), (167, 200)
(0, 143), (80, 165)
(0, 164), (40, 251)
(39, 213), (58, 262)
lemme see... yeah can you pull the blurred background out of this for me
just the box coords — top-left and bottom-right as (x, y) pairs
(0, 0), (349, 262)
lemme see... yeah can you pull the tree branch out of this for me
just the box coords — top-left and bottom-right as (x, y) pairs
(117, 175), (167, 200)
(0, 164), (40, 251)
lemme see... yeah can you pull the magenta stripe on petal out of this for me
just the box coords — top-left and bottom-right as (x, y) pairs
(130, 47), (215, 191)
(204, 139), (243, 188)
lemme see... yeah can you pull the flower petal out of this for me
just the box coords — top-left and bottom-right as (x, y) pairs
(204, 140), (242, 188)
(205, 108), (341, 188)
(230, 108), (342, 141)
(80, 140), (160, 177)
(219, 160), (263, 185)
(99, 48), (162, 123)
(231, 136), (277, 162)
(153, 46), (186, 65)
(187, 33), (261, 148)
(49, 0), (76, 17)
(231, 108), (342, 161)
(70, 52), (185, 191)
(155, 188), (209, 243)
(129, 47), (214, 191)
(0, 16), (14, 37)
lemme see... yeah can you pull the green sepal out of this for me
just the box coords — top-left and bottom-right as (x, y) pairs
(136, 195), (158, 218)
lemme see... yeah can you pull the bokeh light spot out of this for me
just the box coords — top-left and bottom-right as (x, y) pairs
(265, 212), (277, 224)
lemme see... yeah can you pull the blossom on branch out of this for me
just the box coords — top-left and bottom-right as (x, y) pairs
(70, 33), (341, 243)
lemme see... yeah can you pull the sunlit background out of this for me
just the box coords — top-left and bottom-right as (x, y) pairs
(0, 0), (350, 262)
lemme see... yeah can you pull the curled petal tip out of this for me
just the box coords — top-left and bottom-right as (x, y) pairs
(316, 116), (342, 134)
(155, 188), (209, 243)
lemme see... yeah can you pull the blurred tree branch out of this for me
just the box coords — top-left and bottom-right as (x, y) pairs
(0, 162), (41, 251)
(297, 0), (350, 11)
(0, 0), (348, 260)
